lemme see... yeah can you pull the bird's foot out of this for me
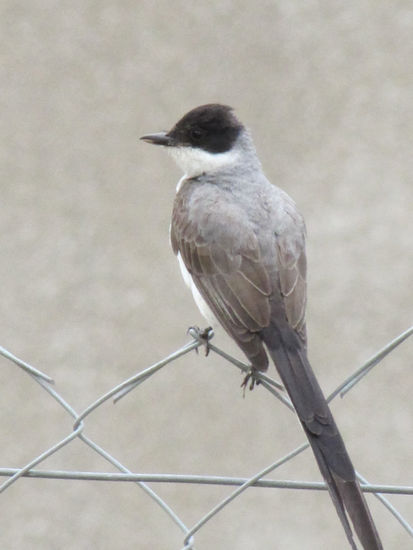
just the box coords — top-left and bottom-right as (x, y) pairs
(188, 326), (214, 356)
(241, 368), (260, 396)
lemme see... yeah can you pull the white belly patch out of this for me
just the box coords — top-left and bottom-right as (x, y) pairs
(177, 252), (218, 327)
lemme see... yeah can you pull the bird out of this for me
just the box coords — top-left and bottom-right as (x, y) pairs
(140, 103), (383, 549)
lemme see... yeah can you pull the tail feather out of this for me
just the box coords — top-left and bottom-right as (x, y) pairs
(339, 480), (383, 550)
(262, 323), (383, 550)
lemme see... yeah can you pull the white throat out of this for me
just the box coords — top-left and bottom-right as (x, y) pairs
(167, 146), (239, 178)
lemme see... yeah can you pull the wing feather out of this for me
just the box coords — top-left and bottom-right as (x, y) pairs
(277, 229), (307, 341)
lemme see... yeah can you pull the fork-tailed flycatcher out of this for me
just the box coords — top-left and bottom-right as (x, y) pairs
(141, 104), (382, 550)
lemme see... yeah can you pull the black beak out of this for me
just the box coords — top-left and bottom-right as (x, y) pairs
(140, 132), (172, 146)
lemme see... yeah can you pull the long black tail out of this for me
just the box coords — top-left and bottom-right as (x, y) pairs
(261, 323), (383, 550)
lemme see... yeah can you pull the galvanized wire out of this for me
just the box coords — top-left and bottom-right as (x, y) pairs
(1, 325), (412, 548)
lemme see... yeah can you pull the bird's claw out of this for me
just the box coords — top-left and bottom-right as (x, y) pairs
(188, 326), (214, 356)
(241, 368), (260, 396)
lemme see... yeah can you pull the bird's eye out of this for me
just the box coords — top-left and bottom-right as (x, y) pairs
(190, 127), (203, 140)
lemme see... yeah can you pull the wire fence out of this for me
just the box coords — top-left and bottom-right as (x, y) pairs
(1, 325), (413, 549)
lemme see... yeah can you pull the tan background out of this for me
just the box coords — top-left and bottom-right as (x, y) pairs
(1, 2), (412, 549)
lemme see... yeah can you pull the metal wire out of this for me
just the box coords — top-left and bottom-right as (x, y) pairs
(1, 325), (412, 548)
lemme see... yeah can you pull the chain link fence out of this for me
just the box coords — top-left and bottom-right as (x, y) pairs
(1, 326), (413, 549)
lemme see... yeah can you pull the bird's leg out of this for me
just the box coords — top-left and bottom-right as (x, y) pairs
(188, 326), (214, 356)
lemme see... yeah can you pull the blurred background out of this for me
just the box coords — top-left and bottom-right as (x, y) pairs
(1, 1), (412, 548)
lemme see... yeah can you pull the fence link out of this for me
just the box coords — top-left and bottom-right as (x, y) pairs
(1, 326), (413, 549)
